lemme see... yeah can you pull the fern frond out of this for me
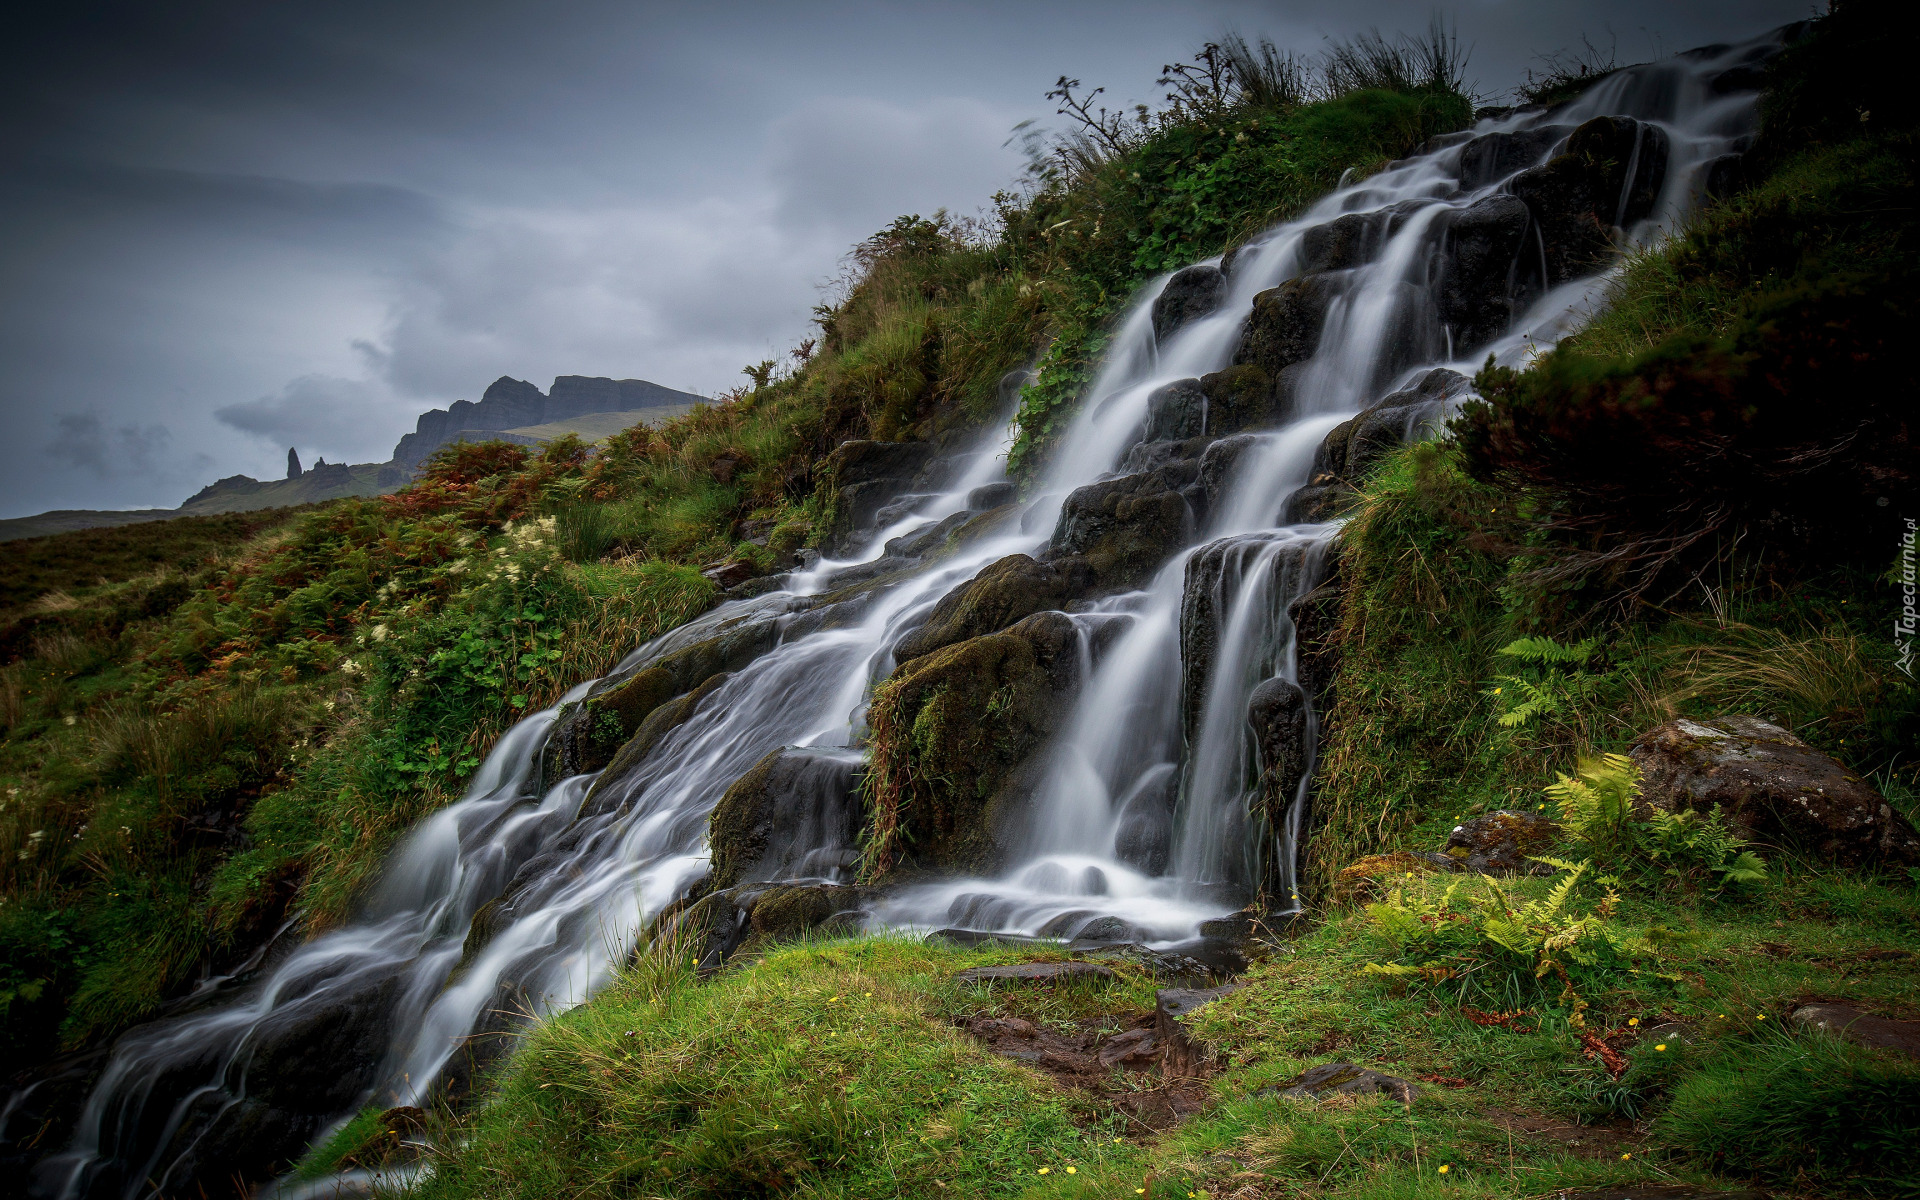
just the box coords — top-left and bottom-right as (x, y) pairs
(1495, 635), (1603, 665)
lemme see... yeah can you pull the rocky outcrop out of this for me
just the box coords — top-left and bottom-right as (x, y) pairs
(894, 553), (1095, 666)
(1050, 460), (1203, 588)
(285, 447), (302, 479)
(392, 374), (705, 467)
(1236, 274), (1336, 385)
(1272, 1062), (1419, 1105)
(1436, 194), (1532, 350)
(1153, 264), (1227, 342)
(1629, 716), (1920, 866)
(1248, 677), (1310, 817)
(1455, 125), (1566, 189)
(1507, 116), (1670, 286)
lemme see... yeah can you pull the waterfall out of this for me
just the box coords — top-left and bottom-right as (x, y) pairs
(25, 31), (1784, 1198)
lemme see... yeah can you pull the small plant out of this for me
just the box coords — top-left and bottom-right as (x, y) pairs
(1361, 860), (1649, 1010)
(1485, 635), (1609, 729)
(1548, 753), (1766, 891)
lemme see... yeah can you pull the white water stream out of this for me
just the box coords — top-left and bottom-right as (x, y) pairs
(27, 33), (1782, 1198)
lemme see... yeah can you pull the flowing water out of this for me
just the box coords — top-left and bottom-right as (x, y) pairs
(25, 32), (1785, 1198)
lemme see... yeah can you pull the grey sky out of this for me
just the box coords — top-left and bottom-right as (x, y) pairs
(0, 0), (1813, 516)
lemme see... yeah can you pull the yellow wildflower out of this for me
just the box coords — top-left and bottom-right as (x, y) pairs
(1438, 1165), (1450, 1174)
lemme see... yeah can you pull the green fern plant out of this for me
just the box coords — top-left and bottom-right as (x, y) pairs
(1547, 753), (1767, 891)
(1484, 635), (1609, 728)
(1361, 860), (1648, 1009)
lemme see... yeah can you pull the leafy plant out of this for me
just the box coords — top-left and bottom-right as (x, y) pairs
(1548, 753), (1766, 892)
(1484, 635), (1608, 729)
(1361, 860), (1649, 1009)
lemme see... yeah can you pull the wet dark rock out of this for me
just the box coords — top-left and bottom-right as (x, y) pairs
(1248, 677), (1310, 815)
(1145, 377), (1209, 442)
(1455, 126), (1566, 189)
(709, 748), (863, 889)
(818, 439), (937, 553)
(246, 965), (408, 1114)
(883, 508), (974, 559)
(1199, 362), (1291, 433)
(1270, 1062), (1419, 1104)
(967, 481), (1016, 510)
(1062, 915), (1151, 946)
(1443, 810), (1561, 874)
(1157, 984), (1238, 1075)
(1198, 433), (1263, 512)
(1118, 434), (1214, 475)
(952, 962), (1118, 985)
(1508, 115), (1670, 285)
(555, 666), (682, 775)
(1114, 767), (1178, 875)
(1629, 715), (1920, 866)
(925, 928), (1055, 949)
(1298, 212), (1391, 273)
(1236, 274), (1336, 380)
(894, 553), (1096, 667)
(1437, 194), (1532, 350)
(1704, 151), (1753, 199)
(1049, 460), (1202, 588)
(1555, 1188), (1767, 1200)
(699, 559), (757, 589)
(1153, 264), (1227, 341)
(1180, 533), (1329, 747)
(1788, 1003), (1920, 1060)
(1288, 571), (1343, 715)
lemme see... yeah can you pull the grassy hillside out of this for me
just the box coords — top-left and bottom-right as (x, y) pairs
(360, 8), (1920, 1200)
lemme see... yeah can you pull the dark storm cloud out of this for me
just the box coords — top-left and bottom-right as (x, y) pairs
(0, 0), (1816, 517)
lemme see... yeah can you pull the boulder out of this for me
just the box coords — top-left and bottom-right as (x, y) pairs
(1179, 533), (1329, 745)
(1628, 716), (1920, 866)
(1297, 211), (1392, 273)
(1152, 264), (1227, 342)
(1507, 116), (1669, 285)
(1198, 362), (1291, 433)
(1144, 377), (1209, 442)
(1050, 461), (1203, 588)
(1114, 765), (1178, 875)
(1789, 1003), (1920, 1060)
(1272, 1062), (1419, 1104)
(555, 666), (682, 775)
(893, 553), (1095, 667)
(1332, 851), (1457, 904)
(1197, 433), (1263, 512)
(583, 671), (734, 814)
(1436, 194), (1532, 350)
(1283, 368), (1465, 523)
(744, 883), (870, 941)
(709, 748), (864, 888)
(1443, 810), (1561, 874)
(967, 481), (1016, 509)
(1248, 677), (1310, 820)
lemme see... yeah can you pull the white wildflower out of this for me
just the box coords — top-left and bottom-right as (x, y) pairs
(370, 624), (390, 643)
(62, 715), (76, 726)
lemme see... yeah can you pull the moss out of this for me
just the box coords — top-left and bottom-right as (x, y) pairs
(587, 672), (734, 807)
(707, 749), (783, 890)
(892, 554), (1093, 667)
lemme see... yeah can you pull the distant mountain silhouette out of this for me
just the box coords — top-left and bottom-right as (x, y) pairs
(391, 375), (706, 467)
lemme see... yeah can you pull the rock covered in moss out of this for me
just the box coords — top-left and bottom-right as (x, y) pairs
(894, 553), (1095, 667)
(1236, 274), (1336, 381)
(708, 748), (863, 889)
(1049, 461), (1203, 588)
(864, 612), (1082, 878)
(1284, 368), (1464, 523)
(1332, 851), (1455, 903)
(1436, 194), (1533, 349)
(1629, 715), (1920, 866)
(1443, 809), (1561, 874)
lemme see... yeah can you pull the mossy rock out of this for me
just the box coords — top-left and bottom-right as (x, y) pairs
(709, 748), (863, 890)
(865, 612), (1080, 879)
(745, 883), (870, 941)
(584, 671), (734, 813)
(893, 553), (1095, 667)
(1331, 851), (1451, 905)
(1050, 463), (1202, 589)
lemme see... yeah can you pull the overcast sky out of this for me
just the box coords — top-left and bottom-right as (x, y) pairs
(0, 0), (1812, 516)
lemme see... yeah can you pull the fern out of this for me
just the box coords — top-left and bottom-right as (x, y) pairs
(1549, 756), (1767, 892)
(1484, 636), (1610, 728)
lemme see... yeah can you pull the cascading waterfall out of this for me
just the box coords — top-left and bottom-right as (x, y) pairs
(24, 31), (1786, 1198)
